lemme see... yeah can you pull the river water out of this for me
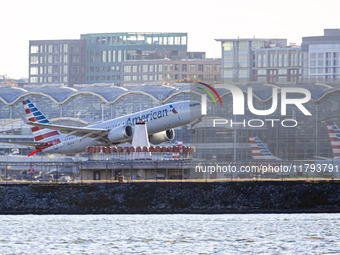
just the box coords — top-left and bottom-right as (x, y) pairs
(0, 214), (339, 254)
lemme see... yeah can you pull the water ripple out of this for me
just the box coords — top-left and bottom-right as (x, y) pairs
(0, 214), (339, 254)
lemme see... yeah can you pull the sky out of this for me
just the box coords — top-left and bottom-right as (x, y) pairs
(1, 0), (340, 79)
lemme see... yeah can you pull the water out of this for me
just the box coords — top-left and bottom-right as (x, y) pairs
(0, 214), (339, 254)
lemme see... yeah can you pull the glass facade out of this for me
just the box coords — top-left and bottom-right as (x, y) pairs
(1, 84), (340, 162)
(81, 33), (188, 86)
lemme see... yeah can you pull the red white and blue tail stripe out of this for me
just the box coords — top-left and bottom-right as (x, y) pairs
(326, 122), (340, 159)
(249, 136), (281, 161)
(23, 99), (62, 156)
(172, 139), (183, 159)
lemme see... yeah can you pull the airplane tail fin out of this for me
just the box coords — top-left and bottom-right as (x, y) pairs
(249, 135), (281, 161)
(173, 139), (183, 147)
(23, 99), (62, 156)
(326, 122), (340, 159)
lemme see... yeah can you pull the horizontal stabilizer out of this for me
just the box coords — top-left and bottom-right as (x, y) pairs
(0, 141), (42, 147)
(27, 122), (108, 134)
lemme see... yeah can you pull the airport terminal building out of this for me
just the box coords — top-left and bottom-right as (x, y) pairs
(0, 82), (339, 163)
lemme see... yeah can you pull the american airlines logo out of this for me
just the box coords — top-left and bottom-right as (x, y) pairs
(196, 83), (312, 128)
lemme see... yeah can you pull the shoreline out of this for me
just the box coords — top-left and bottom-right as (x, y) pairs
(0, 181), (339, 214)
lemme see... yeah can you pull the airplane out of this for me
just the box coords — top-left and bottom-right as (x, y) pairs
(248, 135), (282, 161)
(6, 99), (202, 156)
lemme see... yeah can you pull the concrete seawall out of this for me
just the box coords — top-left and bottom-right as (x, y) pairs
(0, 181), (340, 214)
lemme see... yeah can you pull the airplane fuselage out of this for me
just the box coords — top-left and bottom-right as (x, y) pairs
(43, 101), (201, 154)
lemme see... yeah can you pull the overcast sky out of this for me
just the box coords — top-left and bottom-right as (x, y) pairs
(1, 0), (340, 79)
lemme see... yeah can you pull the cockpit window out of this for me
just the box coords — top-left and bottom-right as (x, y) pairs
(189, 103), (200, 107)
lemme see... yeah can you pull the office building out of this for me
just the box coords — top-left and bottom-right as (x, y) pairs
(80, 32), (188, 86)
(28, 39), (86, 86)
(302, 29), (340, 82)
(216, 38), (301, 83)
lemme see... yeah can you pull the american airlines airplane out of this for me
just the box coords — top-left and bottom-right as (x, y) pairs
(248, 135), (282, 161)
(8, 99), (202, 156)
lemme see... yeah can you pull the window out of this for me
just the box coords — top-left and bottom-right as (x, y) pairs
(132, 65), (137, 72)
(175, 64), (180, 71)
(198, 64), (204, 72)
(214, 65), (221, 72)
(224, 70), (232, 76)
(189, 65), (196, 72)
(182, 64), (187, 72)
(165, 64), (173, 71)
(30, 45), (39, 54)
(117, 50), (122, 62)
(108, 51), (111, 62)
(30, 77), (38, 83)
(30, 56), (38, 64)
(71, 56), (79, 63)
(205, 65), (212, 72)
(112, 51), (116, 62)
(53, 55), (59, 63)
(142, 65), (148, 72)
(30, 67), (38, 75)
(124, 65), (131, 72)
(239, 41), (248, 51)
(224, 62), (233, 68)
(223, 42), (233, 51)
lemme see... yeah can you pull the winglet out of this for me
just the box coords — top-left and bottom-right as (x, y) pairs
(28, 149), (40, 157)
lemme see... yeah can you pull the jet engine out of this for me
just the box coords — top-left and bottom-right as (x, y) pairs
(108, 125), (133, 143)
(149, 129), (175, 145)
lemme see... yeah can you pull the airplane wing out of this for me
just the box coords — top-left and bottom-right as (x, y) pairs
(0, 141), (42, 147)
(313, 156), (333, 160)
(26, 122), (110, 143)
